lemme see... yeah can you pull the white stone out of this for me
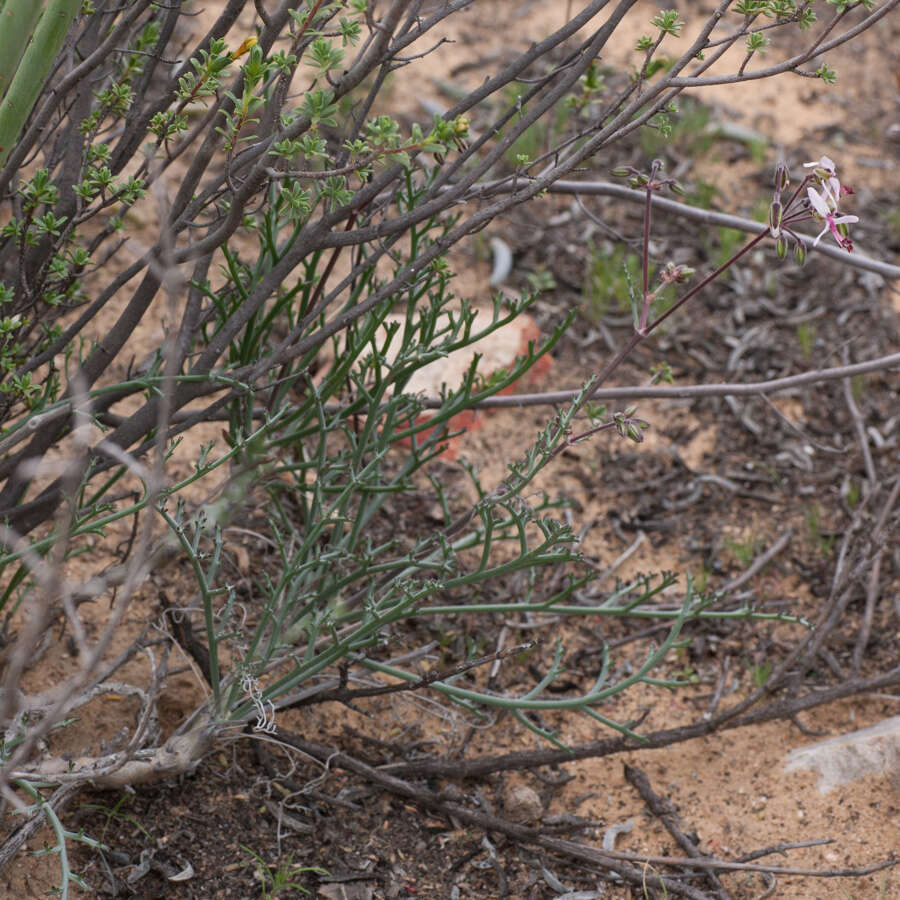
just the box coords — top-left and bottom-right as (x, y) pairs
(784, 716), (900, 794)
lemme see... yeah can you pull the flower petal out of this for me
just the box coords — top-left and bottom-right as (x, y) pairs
(803, 155), (836, 174)
(807, 187), (830, 217)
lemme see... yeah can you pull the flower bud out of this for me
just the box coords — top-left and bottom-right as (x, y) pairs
(611, 167), (630, 178)
(768, 201), (783, 238)
(775, 236), (788, 258)
(774, 163), (790, 193)
(793, 242), (806, 265)
(232, 35), (258, 60)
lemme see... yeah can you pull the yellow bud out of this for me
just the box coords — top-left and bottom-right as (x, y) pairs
(232, 35), (258, 60)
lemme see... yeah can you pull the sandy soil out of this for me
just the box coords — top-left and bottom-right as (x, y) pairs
(2, 1), (898, 898)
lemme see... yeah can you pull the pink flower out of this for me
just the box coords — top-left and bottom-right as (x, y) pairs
(807, 186), (858, 252)
(822, 175), (841, 207)
(804, 156), (842, 205)
(803, 155), (836, 175)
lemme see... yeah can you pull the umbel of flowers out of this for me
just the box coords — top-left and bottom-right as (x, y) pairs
(803, 156), (858, 252)
(770, 155), (858, 257)
(606, 153), (859, 365)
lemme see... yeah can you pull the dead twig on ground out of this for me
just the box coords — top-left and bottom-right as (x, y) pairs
(624, 763), (730, 900)
(272, 727), (898, 890)
(851, 477), (900, 674)
(377, 664), (900, 780)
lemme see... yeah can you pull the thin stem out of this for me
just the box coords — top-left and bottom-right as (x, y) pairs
(641, 179), (653, 322)
(583, 332), (642, 406)
(583, 225), (771, 404)
(647, 228), (769, 332)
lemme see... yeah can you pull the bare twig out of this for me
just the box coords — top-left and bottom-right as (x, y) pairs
(408, 351), (900, 409)
(625, 763), (730, 899)
(0, 784), (80, 872)
(273, 728), (898, 882)
(719, 528), (793, 594)
(842, 352), (878, 489)
(380, 665), (900, 780)
(464, 179), (900, 280)
(851, 479), (900, 674)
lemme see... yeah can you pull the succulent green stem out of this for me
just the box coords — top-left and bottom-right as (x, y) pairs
(0, 0), (44, 103)
(0, 0), (82, 169)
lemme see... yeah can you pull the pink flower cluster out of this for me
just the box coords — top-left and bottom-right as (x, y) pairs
(804, 156), (857, 252)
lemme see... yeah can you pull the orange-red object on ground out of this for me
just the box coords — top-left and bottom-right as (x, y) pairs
(392, 313), (552, 460)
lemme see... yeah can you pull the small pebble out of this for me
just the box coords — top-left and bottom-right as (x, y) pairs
(502, 784), (542, 824)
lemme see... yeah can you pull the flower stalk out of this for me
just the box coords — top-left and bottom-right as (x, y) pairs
(589, 153), (859, 405)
